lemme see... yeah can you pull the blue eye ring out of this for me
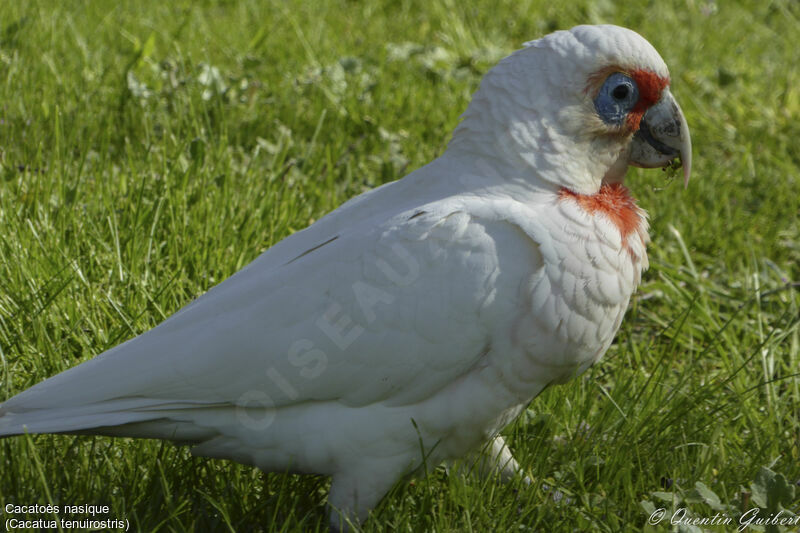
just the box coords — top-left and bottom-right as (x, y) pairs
(594, 72), (639, 126)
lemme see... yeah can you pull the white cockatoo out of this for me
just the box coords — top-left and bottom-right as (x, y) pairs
(0, 25), (690, 529)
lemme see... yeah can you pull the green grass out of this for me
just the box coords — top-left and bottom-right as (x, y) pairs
(0, 0), (798, 531)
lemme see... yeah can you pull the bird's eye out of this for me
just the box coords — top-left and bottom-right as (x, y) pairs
(612, 84), (629, 100)
(594, 72), (639, 126)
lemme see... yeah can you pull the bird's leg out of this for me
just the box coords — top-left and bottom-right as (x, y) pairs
(473, 435), (531, 485)
(328, 466), (401, 532)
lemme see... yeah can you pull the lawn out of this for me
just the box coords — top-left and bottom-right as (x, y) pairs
(0, 0), (798, 531)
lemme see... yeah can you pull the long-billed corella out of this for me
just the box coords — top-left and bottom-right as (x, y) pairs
(1, 24), (690, 530)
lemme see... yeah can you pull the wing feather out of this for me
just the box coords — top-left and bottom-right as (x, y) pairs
(0, 178), (545, 437)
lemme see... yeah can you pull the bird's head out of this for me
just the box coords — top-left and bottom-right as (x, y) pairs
(448, 24), (691, 195)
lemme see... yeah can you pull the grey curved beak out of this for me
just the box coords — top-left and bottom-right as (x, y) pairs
(629, 89), (692, 187)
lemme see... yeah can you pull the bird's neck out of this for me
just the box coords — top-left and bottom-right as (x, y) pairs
(446, 109), (614, 196)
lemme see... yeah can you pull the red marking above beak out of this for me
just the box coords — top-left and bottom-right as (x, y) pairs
(626, 69), (670, 130)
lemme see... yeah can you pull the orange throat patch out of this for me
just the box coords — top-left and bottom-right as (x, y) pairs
(559, 183), (644, 245)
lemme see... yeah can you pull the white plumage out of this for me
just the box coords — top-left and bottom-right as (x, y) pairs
(0, 24), (691, 529)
